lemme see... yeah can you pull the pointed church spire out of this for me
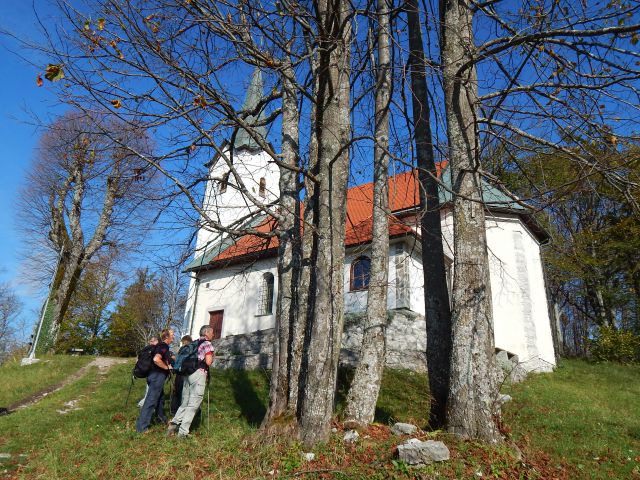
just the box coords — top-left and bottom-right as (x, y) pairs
(234, 68), (267, 152)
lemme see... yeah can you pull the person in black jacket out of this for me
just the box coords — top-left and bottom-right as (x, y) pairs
(135, 328), (175, 433)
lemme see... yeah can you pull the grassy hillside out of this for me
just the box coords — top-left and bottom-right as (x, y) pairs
(0, 358), (637, 479)
(0, 355), (92, 407)
(503, 359), (640, 480)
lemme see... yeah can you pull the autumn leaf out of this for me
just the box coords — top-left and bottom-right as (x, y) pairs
(632, 33), (638, 46)
(193, 96), (208, 108)
(84, 20), (91, 31)
(36, 75), (43, 87)
(97, 18), (105, 31)
(110, 99), (122, 109)
(44, 64), (65, 82)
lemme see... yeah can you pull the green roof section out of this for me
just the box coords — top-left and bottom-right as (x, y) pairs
(438, 165), (527, 211)
(184, 214), (269, 272)
(233, 68), (267, 152)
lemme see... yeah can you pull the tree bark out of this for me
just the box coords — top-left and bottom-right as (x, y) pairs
(343, 0), (391, 427)
(441, 0), (501, 442)
(263, 55), (303, 432)
(298, 0), (352, 449)
(406, 0), (452, 430)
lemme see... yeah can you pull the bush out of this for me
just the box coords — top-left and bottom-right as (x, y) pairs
(589, 326), (640, 363)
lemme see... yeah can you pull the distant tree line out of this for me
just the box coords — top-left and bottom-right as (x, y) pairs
(486, 142), (640, 362)
(54, 262), (186, 356)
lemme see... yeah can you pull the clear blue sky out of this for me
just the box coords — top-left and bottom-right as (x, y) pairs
(0, 2), (66, 337)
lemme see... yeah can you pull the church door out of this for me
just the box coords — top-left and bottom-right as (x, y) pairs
(209, 310), (224, 339)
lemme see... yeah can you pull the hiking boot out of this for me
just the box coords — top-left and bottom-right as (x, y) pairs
(166, 423), (179, 437)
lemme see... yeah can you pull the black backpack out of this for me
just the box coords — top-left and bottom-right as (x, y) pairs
(133, 344), (156, 378)
(173, 339), (205, 376)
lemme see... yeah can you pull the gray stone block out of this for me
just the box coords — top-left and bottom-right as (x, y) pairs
(391, 422), (418, 435)
(397, 439), (450, 466)
(343, 430), (359, 443)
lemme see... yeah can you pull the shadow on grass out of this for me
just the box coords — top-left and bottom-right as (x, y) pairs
(230, 369), (267, 426)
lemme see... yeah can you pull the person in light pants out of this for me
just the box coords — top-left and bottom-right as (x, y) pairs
(167, 325), (214, 437)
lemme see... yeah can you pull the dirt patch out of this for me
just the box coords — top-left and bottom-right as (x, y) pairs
(5, 357), (129, 412)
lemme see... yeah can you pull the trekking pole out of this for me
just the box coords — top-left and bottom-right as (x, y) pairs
(168, 370), (174, 407)
(125, 375), (135, 408)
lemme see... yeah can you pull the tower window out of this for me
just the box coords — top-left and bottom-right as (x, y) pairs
(259, 177), (266, 198)
(350, 256), (371, 291)
(257, 272), (274, 315)
(219, 171), (230, 193)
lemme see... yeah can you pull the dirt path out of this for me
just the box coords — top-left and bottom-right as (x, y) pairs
(6, 357), (130, 412)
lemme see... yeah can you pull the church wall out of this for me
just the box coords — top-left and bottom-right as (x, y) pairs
(485, 215), (555, 371)
(435, 207), (555, 371)
(188, 258), (277, 339)
(518, 221), (556, 370)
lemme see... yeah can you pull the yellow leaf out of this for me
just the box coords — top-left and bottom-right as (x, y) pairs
(44, 64), (65, 82)
(97, 18), (105, 31)
(111, 99), (122, 109)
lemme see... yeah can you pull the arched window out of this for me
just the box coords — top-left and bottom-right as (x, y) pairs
(259, 177), (266, 198)
(258, 272), (275, 315)
(350, 256), (371, 291)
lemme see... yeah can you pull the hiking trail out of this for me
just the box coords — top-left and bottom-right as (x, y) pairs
(6, 357), (129, 413)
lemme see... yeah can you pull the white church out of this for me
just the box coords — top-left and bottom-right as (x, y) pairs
(182, 70), (557, 374)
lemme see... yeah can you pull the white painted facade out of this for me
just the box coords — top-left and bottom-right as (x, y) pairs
(186, 212), (555, 373)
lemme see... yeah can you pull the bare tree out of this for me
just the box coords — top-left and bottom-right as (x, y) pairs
(436, 0), (640, 440)
(344, 0), (392, 427)
(405, 0), (452, 430)
(0, 282), (23, 362)
(18, 111), (156, 351)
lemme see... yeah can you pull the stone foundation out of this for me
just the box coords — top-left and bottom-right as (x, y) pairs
(210, 311), (552, 376)
(211, 309), (428, 371)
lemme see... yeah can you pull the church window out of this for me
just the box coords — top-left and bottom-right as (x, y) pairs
(350, 256), (371, 291)
(259, 177), (266, 198)
(219, 171), (230, 193)
(257, 272), (274, 315)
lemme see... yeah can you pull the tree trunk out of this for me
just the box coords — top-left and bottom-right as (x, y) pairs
(551, 302), (565, 359)
(441, 0), (501, 442)
(298, 0), (352, 449)
(263, 55), (302, 432)
(406, 0), (452, 430)
(343, 0), (391, 427)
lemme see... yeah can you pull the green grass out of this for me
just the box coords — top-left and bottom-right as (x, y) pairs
(503, 359), (640, 480)
(0, 355), (92, 407)
(0, 357), (638, 479)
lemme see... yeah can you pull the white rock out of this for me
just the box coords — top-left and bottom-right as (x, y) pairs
(397, 439), (450, 466)
(391, 422), (418, 435)
(0, 453), (11, 460)
(498, 394), (512, 405)
(343, 430), (359, 443)
(303, 452), (315, 462)
(331, 427), (338, 433)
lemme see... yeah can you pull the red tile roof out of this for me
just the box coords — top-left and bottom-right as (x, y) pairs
(205, 168), (438, 268)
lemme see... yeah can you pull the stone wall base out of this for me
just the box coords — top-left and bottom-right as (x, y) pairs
(211, 309), (428, 371)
